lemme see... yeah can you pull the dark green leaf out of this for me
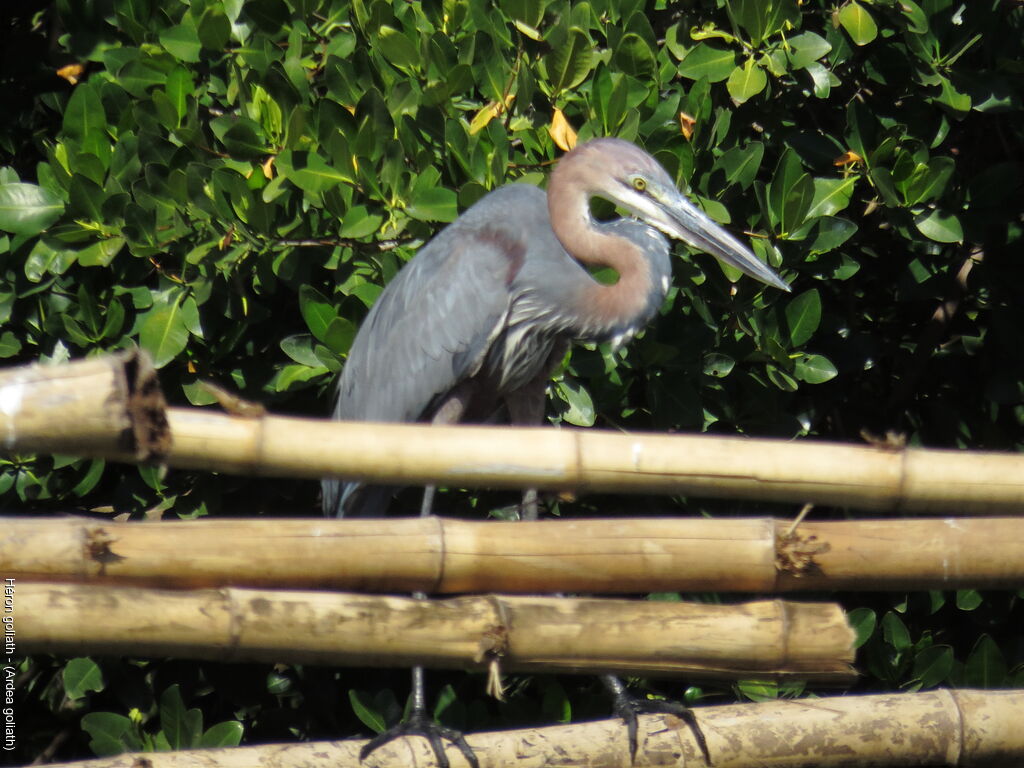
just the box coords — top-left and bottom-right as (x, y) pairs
(81, 712), (136, 757)
(0, 183), (65, 235)
(160, 19), (202, 62)
(340, 206), (384, 239)
(964, 635), (1007, 687)
(348, 690), (388, 733)
(78, 237), (126, 267)
(70, 458), (106, 496)
(785, 289), (822, 346)
(765, 363), (798, 391)
(806, 177), (856, 219)
(787, 32), (832, 70)
(546, 28), (595, 92)
(541, 679), (572, 723)
(847, 607), (876, 649)
(139, 295), (190, 368)
(63, 658), (105, 699)
(322, 316), (357, 356)
(677, 44), (736, 83)
(781, 174), (814, 236)
(703, 353), (735, 378)
(613, 33), (656, 80)
(299, 285), (339, 344)
(726, 58), (767, 104)
(909, 645), (954, 689)
(200, 721), (244, 748)
(838, 2), (877, 46)
(905, 157), (955, 206)
(794, 354), (838, 384)
(955, 589), (983, 611)
(808, 217), (857, 255)
(196, 6), (231, 51)
(160, 684), (203, 750)
(407, 187), (458, 222)
(376, 26), (420, 71)
(0, 330), (21, 358)
(279, 150), (354, 193)
(913, 208), (963, 243)
(555, 377), (596, 426)
(717, 142), (764, 189)
(881, 611), (911, 652)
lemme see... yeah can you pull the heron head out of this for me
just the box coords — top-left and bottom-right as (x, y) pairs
(564, 138), (790, 292)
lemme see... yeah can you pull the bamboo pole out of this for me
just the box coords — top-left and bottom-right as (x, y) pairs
(0, 348), (168, 460)
(4, 353), (1024, 512)
(5, 516), (1023, 594)
(166, 410), (1024, 512)
(37, 689), (1024, 767)
(16, 582), (855, 681)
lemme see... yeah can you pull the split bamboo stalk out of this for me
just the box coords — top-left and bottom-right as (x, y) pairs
(37, 689), (1024, 768)
(17, 582), (855, 681)
(5, 515), (1023, 594)
(4, 352), (1024, 512)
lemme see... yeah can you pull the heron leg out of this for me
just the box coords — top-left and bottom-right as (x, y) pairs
(506, 367), (553, 522)
(359, 391), (480, 768)
(601, 674), (711, 765)
(358, 666), (479, 768)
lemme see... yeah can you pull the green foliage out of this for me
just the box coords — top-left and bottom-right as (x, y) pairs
(78, 684), (242, 755)
(1, 0), (1022, 762)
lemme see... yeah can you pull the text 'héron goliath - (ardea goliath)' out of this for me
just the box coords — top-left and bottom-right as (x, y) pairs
(322, 137), (791, 767)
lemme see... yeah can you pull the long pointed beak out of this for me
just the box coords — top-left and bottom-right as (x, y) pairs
(660, 191), (791, 292)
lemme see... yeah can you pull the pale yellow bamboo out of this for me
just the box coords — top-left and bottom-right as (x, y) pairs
(16, 582), (854, 681)
(0, 348), (168, 460)
(36, 689), (1024, 768)
(5, 353), (1024, 512)
(775, 517), (1024, 590)
(165, 409), (1024, 512)
(6, 516), (1023, 594)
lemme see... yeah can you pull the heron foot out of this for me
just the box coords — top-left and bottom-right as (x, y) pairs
(605, 677), (711, 765)
(359, 709), (480, 768)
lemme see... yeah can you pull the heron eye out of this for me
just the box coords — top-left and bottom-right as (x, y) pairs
(631, 176), (647, 192)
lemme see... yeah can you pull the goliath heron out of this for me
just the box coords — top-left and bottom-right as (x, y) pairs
(323, 137), (789, 766)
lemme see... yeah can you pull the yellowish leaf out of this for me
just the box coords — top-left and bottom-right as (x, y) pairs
(833, 150), (863, 166)
(469, 103), (500, 135)
(549, 108), (577, 151)
(678, 111), (696, 141)
(56, 63), (85, 85)
(261, 156), (276, 179)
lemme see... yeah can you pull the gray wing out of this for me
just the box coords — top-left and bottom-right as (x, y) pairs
(322, 185), (550, 517)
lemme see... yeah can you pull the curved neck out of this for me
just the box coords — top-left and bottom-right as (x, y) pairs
(547, 154), (658, 340)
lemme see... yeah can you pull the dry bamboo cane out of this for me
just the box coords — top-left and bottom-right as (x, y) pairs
(4, 515), (1023, 594)
(0, 348), (168, 460)
(36, 689), (1024, 768)
(3, 353), (1024, 512)
(167, 411), (1024, 513)
(15, 582), (855, 682)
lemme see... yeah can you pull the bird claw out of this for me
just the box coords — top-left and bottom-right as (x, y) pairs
(359, 709), (480, 768)
(610, 688), (711, 765)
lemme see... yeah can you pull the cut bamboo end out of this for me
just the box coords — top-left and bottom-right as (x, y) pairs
(5, 516), (1023, 594)
(0, 348), (168, 461)
(35, 689), (1024, 768)
(16, 582), (855, 682)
